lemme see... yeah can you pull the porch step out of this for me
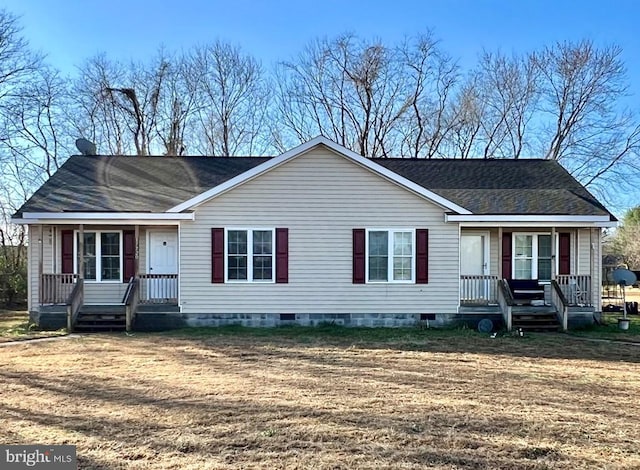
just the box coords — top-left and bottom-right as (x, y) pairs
(512, 308), (561, 332)
(74, 305), (126, 332)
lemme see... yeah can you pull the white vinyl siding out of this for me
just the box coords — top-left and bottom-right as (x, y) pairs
(577, 229), (592, 276)
(578, 228), (602, 309)
(28, 225), (55, 312)
(180, 147), (459, 315)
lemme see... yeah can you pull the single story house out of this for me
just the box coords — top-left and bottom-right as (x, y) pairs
(12, 136), (616, 332)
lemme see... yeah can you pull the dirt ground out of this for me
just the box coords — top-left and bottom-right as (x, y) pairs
(1, 330), (639, 469)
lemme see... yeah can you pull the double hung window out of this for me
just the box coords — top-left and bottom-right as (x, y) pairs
(75, 231), (122, 282)
(513, 234), (552, 281)
(227, 229), (274, 282)
(367, 230), (414, 282)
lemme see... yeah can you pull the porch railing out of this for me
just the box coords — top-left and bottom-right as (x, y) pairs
(460, 275), (499, 305)
(550, 280), (569, 331)
(41, 273), (78, 305)
(498, 279), (514, 331)
(139, 274), (178, 304)
(555, 275), (592, 307)
(66, 279), (84, 332)
(123, 277), (140, 332)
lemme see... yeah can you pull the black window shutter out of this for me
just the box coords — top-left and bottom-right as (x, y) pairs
(416, 229), (429, 284)
(352, 229), (365, 284)
(123, 230), (135, 282)
(211, 228), (225, 283)
(275, 228), (289, 283)
(502, 232), (512, 279)
(61, 230), (74, 274)
(559, 233), (571, 275)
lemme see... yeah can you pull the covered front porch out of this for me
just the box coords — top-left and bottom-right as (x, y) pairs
(30, 222), (182, 332)
(457, 226), (602, 331)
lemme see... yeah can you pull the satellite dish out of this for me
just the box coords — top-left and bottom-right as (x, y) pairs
(612, 268), (637, 287)
(75, 138), (97, 156)
(612, 268), (636, 320)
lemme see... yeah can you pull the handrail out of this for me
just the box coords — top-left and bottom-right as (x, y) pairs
(139, 273), (178, 304)
(551, 280), (569, 331)
(498, 279), (514, 331)
(460, 275), (499, 304)
(41, 273), (78, 304)
(124, 277), (140, 332)
(498, 279), (514, 306)
(66, 279), (84, 332)
(555, 274), (592, 307)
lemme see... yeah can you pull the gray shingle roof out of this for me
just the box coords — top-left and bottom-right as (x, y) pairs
(15, 155), (269, 215)
(373, 158), (613, 217)
(15, 153), (614, 220)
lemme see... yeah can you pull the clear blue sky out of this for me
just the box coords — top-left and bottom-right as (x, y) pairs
(5, 0), (640, 99)
(4, 0), (640, 213)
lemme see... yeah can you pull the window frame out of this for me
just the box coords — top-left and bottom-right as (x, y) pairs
(224, 228), (276, 283)
(72, 230), (123, 283)
(365, 228), (415, 284)
(512, 232), (558, 282)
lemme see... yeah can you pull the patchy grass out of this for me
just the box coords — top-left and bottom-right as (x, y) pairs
(571, 313), (640, 342)
(0, 310), (66, 343)
(0, 330), (639, 469)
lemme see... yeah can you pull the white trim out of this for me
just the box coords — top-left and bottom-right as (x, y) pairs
(146, 229), (179, 275)
(145, 229), (179, 303)
(224, 228), (276, 283)
(15, 212), (194, 225)
(511, 232), (559, 281)
(460, 231), (490, 276)
(365, 228), (416, 284)
(167, 136), (472, 214)
(456, 221), (616, 228)
(73, 229), (124, 283)
(447, 214), (615, 227)
(177, 224), (182, 310)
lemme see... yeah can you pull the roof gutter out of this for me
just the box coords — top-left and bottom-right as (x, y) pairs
(445, 213), (616, 228)
(13, 212), (195, 225)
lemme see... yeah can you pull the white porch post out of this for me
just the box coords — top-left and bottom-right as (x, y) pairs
(591, 228), (599, 310)
(550, 227), (556, 279)
(38, 225), (43, 304)
(134, 225), (140, 278)
(78, 224), (84, 281)
(498, 227), (503, 279)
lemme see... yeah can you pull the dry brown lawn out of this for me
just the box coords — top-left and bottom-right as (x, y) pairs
(0, 309), (66, 343)
(1, 329), (639, 469)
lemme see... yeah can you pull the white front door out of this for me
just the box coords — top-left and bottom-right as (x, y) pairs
(460, 233), (490, 302)
(461, 234), (488, 275)
(147, 231), (178, 301)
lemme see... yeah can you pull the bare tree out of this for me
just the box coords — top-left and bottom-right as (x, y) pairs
(276, 34), (416, 157)
(3, 66), (72, 179)
(71, 54), (131, 154)
(474, 51), (540, 158)
(72, 51), (194, 156)
(442, 75), (483, 159)
(397, 33), (459, 158)
(611, 207), (640, 269)
(0, 9), (46, 305)
(533, 40), (640, 195)
(188, 42), (270, 156)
